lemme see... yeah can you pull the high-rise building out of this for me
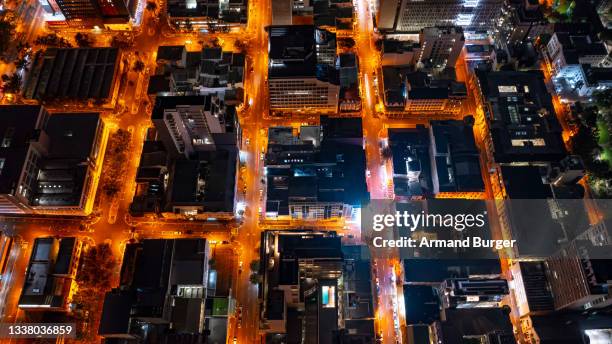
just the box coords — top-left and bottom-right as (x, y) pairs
(167, 0), (248, 31)
(259, 231), (376, 343)
(377, 0), (503, 33)
(98, 239), (232, 343)
(546, 240), (612, 311)
(268, 25), (340, 116)
(439, 278), (509, 308)
(0, 105), (107, 215)
(417, 26), (465, 70)
(130, 95), (239, 218)
(264, 117), (369, 220)
(44, 0), (136, 28)
(474, 70), (566, 164)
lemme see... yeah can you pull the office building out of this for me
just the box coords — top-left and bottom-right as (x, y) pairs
(0, 105), (107, 215)
(24, 48), (121, 106)
(439, 278), (509, 309)
(497, 0), (550, 47)
(264, 117), (369, 220)
(429, 119), (484, 196)
(268, 25), (340, 116)
(546, 240), (612, 311)
(474, 70), (566, 164)
(42, 0), (137, 28)
(382, 69), (466, 115)
(377, 0), (503, 33)
(598, 0), (612, 29)
(260, 231), (375, 343)
(522, 312), (612, 344)
(130, 95), (238, 218)
(509, 261), (555, 317)
(167, 0), (248, 31)
(99, 239), (232, 343)
(149, 46), (245, 101)
(381, 39), (420, 67)
(417, 26), (465, 71)
(313, 0), (354, 34)
(545, 32), (609, 102)
(18, 237), (82, 311)
(499, 165), (591, 259)
(387, 120), (484, 199)
(403, 259), (501, 285)
(388, 127), (432, 199)
(403, 285), (441, 325)
(435, 308), (516, 343)
(337, 53), (361, 113)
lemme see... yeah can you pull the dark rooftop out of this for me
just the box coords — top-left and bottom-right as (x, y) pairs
(25, 47), (120, 101)
(476, 70), (566, 163)
(156, 45), (186, 62)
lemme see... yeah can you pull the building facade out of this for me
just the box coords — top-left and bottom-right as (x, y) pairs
(0, 106), (107, 215)
(377, 0), (504, 33)
(268, 26), (340, 116)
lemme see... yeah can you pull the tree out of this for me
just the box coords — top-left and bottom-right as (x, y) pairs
(234, 39), (248, 53)
(101, 129), (131, 197)
(76, 244), (117, 290)
(35, 33), (72, 48)
(146, 1), (158, 13)
(249, 260), (260, 272)
(1, 73), (22, 94)
(594, 89), (612, 110)
(374, 38), (383, 51)
(110, 36), (132, 49)
(338, 37), (355, 49)
(249, 273), (261, 284)
(14, 56), (29, 71)
(75, 32), (92, 47)
(0, 10), (16, 60)
(133, 59), (145, 72)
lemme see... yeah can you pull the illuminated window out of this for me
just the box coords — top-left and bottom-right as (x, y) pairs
(321, 286), (336, 308)
(498, 85), (517, 93)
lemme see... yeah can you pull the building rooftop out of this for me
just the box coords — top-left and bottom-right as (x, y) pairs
(0, 105), (44, 194)
(19, 237), (77, 309)
(265, 118), (369, 216)
(100, 239), (213, 340)
(388, 127), (432, 198)
(24, 47), (120, 101)
(403, 285), (440, 325)
(156, 45), (186, 62)
(440, 308), (516, 344)
(430, 119), (484, 193)
(403, 259), (501, 284)
(529, 312), (612, 344)
(476, 70), (566, 163)
(268, 25), (338, 83)
(0, 106), (102, 209)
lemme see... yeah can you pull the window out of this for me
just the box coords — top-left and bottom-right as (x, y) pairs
(0, 158), (4, 175)
(321, 286), (336, 308)
(1, 127), (15, 148)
